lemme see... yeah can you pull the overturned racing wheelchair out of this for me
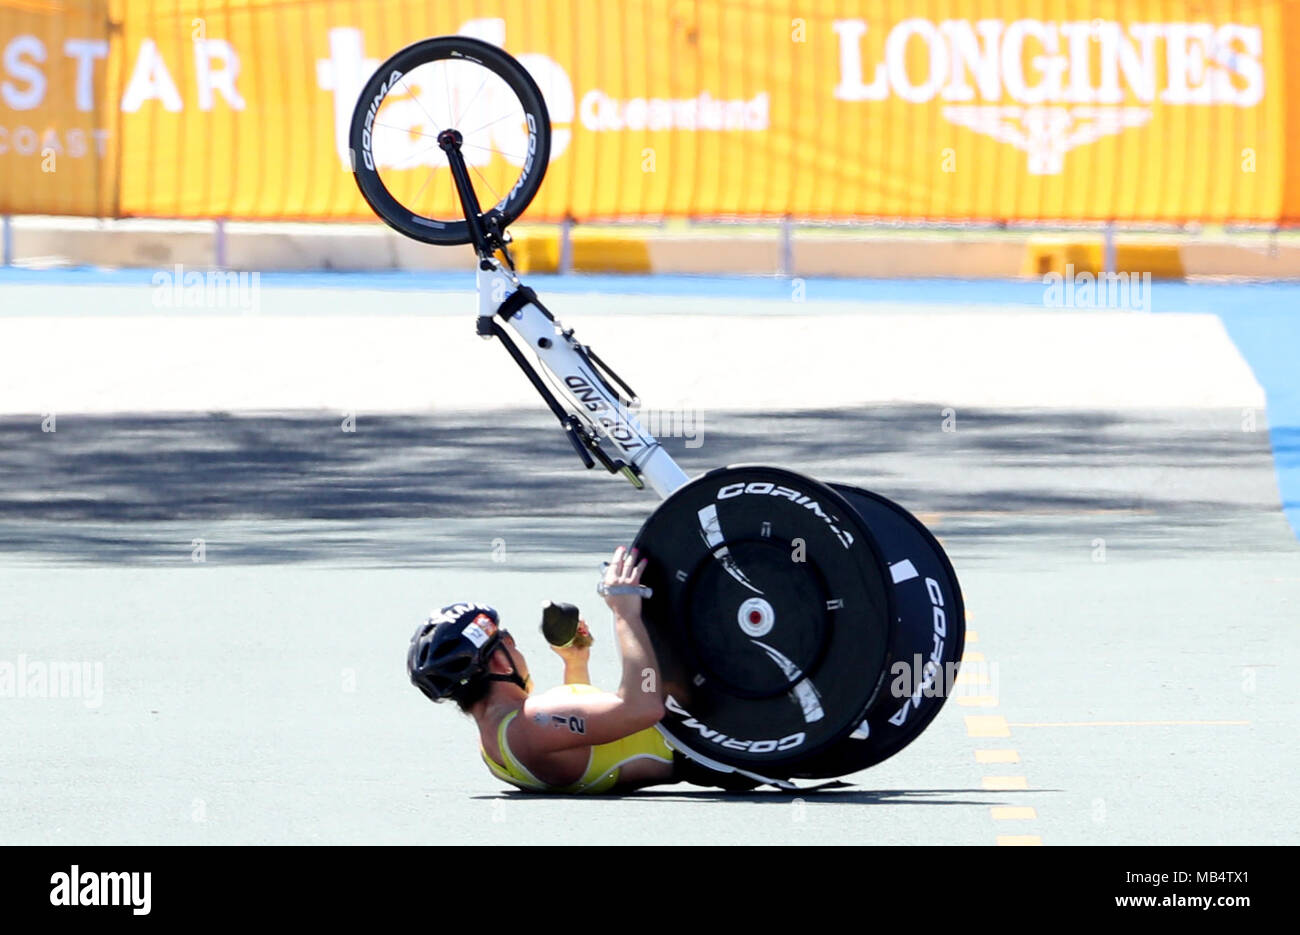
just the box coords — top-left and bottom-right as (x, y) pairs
(352, 36), (965, 785)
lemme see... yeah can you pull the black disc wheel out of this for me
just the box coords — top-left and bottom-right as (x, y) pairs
(633, 466), (895, 775)
(789, 484), (966, 778)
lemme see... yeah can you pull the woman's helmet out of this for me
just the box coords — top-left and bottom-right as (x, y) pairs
(407, 603), (527, 703)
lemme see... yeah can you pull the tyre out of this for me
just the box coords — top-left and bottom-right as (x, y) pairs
(791, 484), (966, 777)
(349, 36), (551, 246)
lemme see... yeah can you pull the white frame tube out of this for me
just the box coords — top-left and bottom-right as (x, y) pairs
(477, 264), (689, 499)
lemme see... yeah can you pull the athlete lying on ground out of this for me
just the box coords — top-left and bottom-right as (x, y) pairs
(407, 545), (756, 793)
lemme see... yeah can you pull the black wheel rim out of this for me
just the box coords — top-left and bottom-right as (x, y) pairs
(349, 36), (551, 245)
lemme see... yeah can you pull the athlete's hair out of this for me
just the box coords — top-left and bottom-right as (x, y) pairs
(453, 670), (494, 714)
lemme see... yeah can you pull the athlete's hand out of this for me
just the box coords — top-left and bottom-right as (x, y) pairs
(602, 546), (648, 619)
(549, 620), (593, 663)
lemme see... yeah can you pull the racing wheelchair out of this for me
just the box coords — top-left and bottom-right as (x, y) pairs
(350, 36), (965, 783)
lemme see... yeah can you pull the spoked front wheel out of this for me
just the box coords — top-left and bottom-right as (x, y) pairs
(349, 36), (551, 246)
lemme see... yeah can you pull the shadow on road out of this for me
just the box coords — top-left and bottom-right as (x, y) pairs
(0, 405), (1285, 563)
(470, 786), (1058, 805)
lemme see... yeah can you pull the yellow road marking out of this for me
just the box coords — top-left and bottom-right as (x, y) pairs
(954, 670), (989, 686)
(975, 749), (1020, 764)
(991, 806), (1037, 820)
(965, 715), (1010, 738)
(966, 629), (979, 643)
(997, 835), (1042, 846)
(962, 651), (985, 663)
(982, 776), (1029, 791)
(956, 695), (999, 707)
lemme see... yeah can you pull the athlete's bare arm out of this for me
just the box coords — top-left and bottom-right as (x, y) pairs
(552, 620), (592, 685)
(514, 546), (665, 752)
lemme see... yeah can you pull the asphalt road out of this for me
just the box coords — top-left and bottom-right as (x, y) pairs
(2, 401), (1296, 844)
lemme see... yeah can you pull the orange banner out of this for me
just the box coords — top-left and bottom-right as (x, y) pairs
(0, 0), (119, 215)
(1, 0), (1294, 223)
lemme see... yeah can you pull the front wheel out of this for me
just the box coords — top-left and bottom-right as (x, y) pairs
(349, 36), (552, 246)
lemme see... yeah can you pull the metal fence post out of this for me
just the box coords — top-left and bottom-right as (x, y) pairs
(1103, 220), (1116, 276)
(779, 215), (793, 277)
(559, 216), (573, 274)
(214, 218), (227, 269)
(2, 215), (12, 266)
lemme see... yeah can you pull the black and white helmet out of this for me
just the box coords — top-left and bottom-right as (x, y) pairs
(407, 603), (523, 703)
